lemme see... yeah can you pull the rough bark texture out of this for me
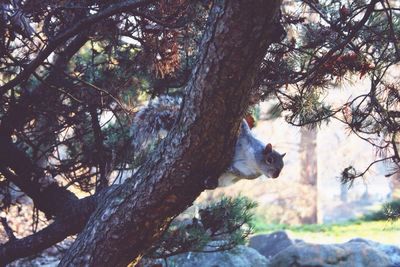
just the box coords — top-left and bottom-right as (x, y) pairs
(59, 0), (282, 266)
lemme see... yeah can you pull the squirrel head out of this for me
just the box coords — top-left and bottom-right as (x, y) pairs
(261, 143), (285, 178)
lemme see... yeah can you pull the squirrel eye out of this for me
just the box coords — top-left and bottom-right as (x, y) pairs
(266, 157), (273, 164)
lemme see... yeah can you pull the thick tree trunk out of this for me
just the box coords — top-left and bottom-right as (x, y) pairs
(59, 1), (282, 266)
(299, 127), (320, 224)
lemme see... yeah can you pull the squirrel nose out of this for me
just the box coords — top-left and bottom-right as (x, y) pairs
(272, 170), (280, 178)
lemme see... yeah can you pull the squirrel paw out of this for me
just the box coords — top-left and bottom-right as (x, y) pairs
(204, 177), (219, 189)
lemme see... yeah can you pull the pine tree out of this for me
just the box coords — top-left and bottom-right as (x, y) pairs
(0, 0), (399, 265)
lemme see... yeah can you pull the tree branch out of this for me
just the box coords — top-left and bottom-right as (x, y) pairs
(0, 217), (16, 242)
(302, 0), (379, 86)
(89, 105), (109, 191)
(0, 0), (156, 93)
(0, 32), (89, 138)
(0, 193), (98, 265)
(0, 141), (78, 217)
(0, 33), (89, 217)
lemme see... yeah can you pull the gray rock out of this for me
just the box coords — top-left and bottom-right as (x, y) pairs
(269, 241), (392, 267)
(249, 231), (293, 260)
(140, 234), (400, 267)
(348, 238), (400, 266)
(165, 245), (269, 267)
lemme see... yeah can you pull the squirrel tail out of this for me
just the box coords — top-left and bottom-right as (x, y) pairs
(130, 96), (181, 153)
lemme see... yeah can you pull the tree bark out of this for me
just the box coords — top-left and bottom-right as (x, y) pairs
(59, 0), (282, 266)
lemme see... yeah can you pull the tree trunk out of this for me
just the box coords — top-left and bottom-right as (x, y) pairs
(391, 171), (400, 199)
(59, 1), (282, 266)
(299, 127), (320, 224)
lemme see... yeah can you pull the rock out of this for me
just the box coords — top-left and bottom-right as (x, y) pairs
(165, 245), (269, 267)
(348, 238), (400, 266)
(140, 235), (400, 267)
(269, 241), (392, 267)
(249, 231), (293, 259)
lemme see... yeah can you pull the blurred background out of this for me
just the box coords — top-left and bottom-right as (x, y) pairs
(196, 87), (400, 245)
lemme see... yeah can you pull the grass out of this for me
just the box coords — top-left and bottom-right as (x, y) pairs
(252, 218), (400, 245)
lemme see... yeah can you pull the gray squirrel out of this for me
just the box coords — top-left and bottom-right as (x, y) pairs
(216, 120), (285, 187)
(131, 96), (285, 188)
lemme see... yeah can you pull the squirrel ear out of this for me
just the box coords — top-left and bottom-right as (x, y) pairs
(264, 143), (272, 154)
(281, 153), (286, 158)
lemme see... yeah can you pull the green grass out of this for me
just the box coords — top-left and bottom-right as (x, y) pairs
(252, 218), (400, 245)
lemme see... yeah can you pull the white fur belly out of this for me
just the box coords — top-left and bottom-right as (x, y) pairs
(231, 145), (260, 177)
(217, 172), (240, 187)
(233, 160), (258, 177)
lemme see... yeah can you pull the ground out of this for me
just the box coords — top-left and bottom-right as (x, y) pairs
(254, 219), (400, 245)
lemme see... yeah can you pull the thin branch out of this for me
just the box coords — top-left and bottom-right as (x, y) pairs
(0, 32), (89, 138)
(0, 193), (99, 265)
(89, 106), (109, 191)
(354, 156), (393, 179)
(0, 217), (16, 242)
(0, 0), (156, 93)
(0, 217), (80, 265)
(67, 74), (133, 115)
(381, 0), (400, 59)
(301, 0), (379, 86)
(0, 140), (78, 217)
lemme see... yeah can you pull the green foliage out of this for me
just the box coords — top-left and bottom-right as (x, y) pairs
(147, 196), (257, 259)
(248, 105), (261, 122)
(102, 117), (137, 167)
(262, 0), (400, 180)
(340, 166), (358, 188)
(1, 0), (400, 262)
(265, 102), (283, 120)
(253, 219), (334, 234)
(252, 217), (400, 244)
(285, 88), (333, 128)
(363, 200), (400, 221)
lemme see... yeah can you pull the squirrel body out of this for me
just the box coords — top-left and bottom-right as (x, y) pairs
(217, 121), (284, 187)
(131, 96), (285, 188)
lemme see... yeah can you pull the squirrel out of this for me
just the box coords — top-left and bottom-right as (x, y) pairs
(131, 96), (285, 188)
